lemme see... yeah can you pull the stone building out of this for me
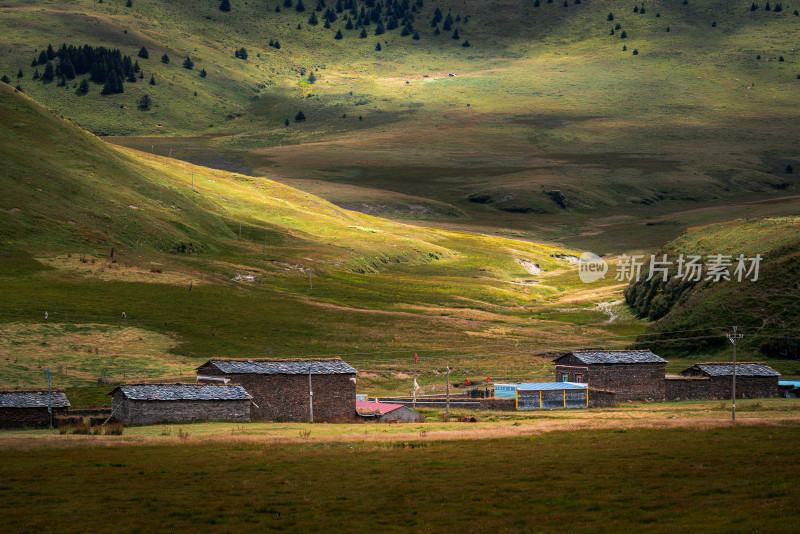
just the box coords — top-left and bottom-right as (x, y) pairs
(553, 350), (667, 401)
(196, 358), (358, 422)
(0, 390), (70, 429)
(669, 362), (780, 399)
(110, 384), (251, 425)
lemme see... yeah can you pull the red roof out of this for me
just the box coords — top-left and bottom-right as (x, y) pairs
(356, 400), (404, 415)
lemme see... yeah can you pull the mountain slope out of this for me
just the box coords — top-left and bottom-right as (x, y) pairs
(625, 216), (800, 355)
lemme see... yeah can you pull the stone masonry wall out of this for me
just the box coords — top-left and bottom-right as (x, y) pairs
(112, 392), (250, 425)
(200, 371), (357, 422)
(556, 363), (666, 401)
(0, 407), (69, 429)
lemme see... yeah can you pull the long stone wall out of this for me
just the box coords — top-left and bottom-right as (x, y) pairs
(112, 392), (250, 425)
(0, 407), (69, 429)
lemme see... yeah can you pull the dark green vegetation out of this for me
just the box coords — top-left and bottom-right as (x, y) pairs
(627, 217), (800, 355)
(2, 425), (799, 531)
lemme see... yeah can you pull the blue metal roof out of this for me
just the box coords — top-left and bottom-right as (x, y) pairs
(496, 382), (587, 391)
(779, 381), (800, 387)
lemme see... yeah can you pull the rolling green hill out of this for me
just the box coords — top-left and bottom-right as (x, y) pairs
(2, 0), (800, 249)
(0, 82), (643, 389)
(625, 216), (800, 357)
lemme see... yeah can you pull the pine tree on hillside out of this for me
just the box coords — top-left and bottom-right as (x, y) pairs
(138, 47), (149, 59)
(765, 1), (771, 10)
(621, 30), (627, 38)
(220, 0), (232, 12)
(46, 44), (55, 60)
(413, 30), (420, 39)
(434, 25), (440, 35)
(295, 110), (306, 121)
(63, 58), (76, 79)
(139, 94), (151, 110)
(375, 20), (385, 35)
(443, 13), (453, 31)
(284, 0), (292, 6)
(375, 42), (382, 50)
(360, 28), (368, 37)
(200, 68), (207, 77)
(149, 74), (156, 85)
(308, 71), (316, 83)
(335, 29), (343, 39)
(309, 12), (318, 24)
(452, 28), (459, 39)
(183, 56), (194, 69)
(126, 0), (132, 7)
(462, 40), (470, 47)
(786, 164), (794, 173)
(38, 51), (48, 65)
(17, 69), (23, 78)
(161, 53), (170, 64)
(534, 0), (540, 6)
(133, 60), (140, 73)
(608, 12), (614, 20)
(296, 0), (305, 12)
(32, 69), (40, 80)
(1, 75), (10, 84)
(77, 78), (89, 94)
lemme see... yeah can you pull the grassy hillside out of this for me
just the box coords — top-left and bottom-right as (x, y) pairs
(0, 83), (644, 389)
(2, 0), (800, 249)
(625, 216), (800, 356)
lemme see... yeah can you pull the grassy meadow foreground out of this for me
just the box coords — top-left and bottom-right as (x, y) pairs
(1, 409), (799, 532)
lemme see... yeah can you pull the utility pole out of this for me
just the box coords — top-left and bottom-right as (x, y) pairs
(47, 367), (52, 429)
(413, 355), (418, 408)
(308, 368), (314, 423)
(727, 326), (743, 423)
(446, 365), (451, 418)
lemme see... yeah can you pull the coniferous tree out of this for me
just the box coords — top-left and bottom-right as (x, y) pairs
(413, 30), (420, 39)
(622, 45), (627, 51)
(309, 12), (319, 24)
(77, 78), (90, 94)
(133, 60), (140, 73)
(633, 5), (639, 13)
(335, 29), (343, 39)
(200, 68), (207, 77)
(183, 56), (194, 69)
(375, 20), (385, 35)
(31, 57), (38, 67)
(452, 28), (459, 39)
(534, 0), (540, 6)
(608, 12), (614, 21)
(17, 69), (23, 78)
(640, 6), (645, 14)
(360, 28), (368, 37)
(346, 19), (354, 29)
(616, 23), (621, 29)
(15, 85), (22, 92)
(786, 164), (794, 173)
(138, 47), (149, 59)
(666, 26), (670, 32)
(610, 28), (615, 35)
(295, 110), (306, 121)
(126, 0), (132, 6)
(285, 118), (290, 126)
(46, 44), (55, 60)
(711, 21), (716, 27)
(462, 40), (470, 47)
(375, 42), (382, 50)
(220, 0), (232, 12)
(161, 53), (170, 64)
(63, 58), (76, 79)
(274, 40), (281, 49)
(620, 30), (627, 38)
(149, 74), (156, 85)
(443, 13), (453, 31)
(275, 5), (281, 11)
(632, 48), (639, 55)
(0, 75), (10, 84)
(38, 51), (48, 65)
(765, 1), (771, 10)
(296, 0), (305, 12)
(139, 94), (151, 110)
(32, 69), (40, 80)
(284, 0), (292, 6)
(308, 71), (316, 83)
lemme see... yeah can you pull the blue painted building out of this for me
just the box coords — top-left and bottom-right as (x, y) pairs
(494, 382), (589, 410)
